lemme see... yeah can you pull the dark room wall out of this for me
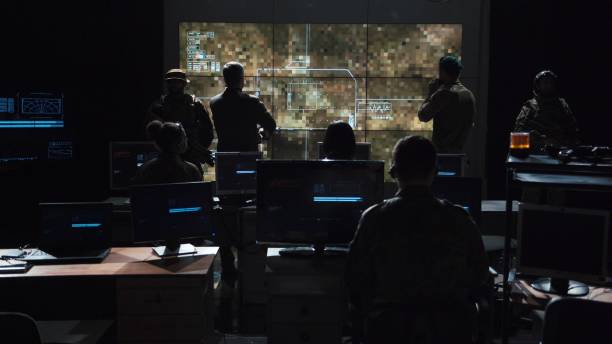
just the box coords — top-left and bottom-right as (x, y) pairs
(1, 1), (164, 246)
(487, 0), (612, 198)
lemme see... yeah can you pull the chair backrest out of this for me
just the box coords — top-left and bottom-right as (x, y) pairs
(0, 312), (42, 344)
(542, 298), (612, 344)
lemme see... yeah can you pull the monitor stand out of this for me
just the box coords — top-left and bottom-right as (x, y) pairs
(152, 240), (197, 258)
(531, 277), (589, 297)
(278, 244), (348, 258)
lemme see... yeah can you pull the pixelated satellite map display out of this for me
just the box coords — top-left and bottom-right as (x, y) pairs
(180, 22), (461, 176)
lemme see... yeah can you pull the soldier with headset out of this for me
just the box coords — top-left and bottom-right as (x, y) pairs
(346, 136), (489, 344)
(514, 70), (579, 152)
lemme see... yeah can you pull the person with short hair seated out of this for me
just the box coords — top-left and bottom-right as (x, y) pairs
(346, 136), (488, 344)
(322, 121), (356, 160)
(132, 120), (203, 185)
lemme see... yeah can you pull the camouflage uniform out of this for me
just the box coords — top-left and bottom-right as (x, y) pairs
(418, 82), (476, 154)
(148, 94), (214, 167)
(514, 96), (578, 152)
(346, 186), (488, 343)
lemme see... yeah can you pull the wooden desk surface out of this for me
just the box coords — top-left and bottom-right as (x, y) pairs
(0, 247), (219, 279)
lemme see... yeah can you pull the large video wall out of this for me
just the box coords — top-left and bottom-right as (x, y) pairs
(179, 22), (462, 164)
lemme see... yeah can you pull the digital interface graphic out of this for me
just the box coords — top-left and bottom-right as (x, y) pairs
(0, 92), (65, 128)
(180, 23), (461, 173)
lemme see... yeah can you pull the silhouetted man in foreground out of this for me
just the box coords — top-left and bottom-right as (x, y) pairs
(346, 136), (488, 344)
(514, 70), (579, 152)
(148, 69), (214, 169)
(418, 56), (476, 153)
(210, 62), (276, 152)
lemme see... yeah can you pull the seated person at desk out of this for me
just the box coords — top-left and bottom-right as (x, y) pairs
(514, 70), (579, 153)
(132, 120), (202, 185)
(322, 121), (356, 160)
(346, 136), (488, 344)
(210, 61), (277, 152)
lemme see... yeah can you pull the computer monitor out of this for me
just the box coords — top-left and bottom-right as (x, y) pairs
(431, 177), (482, 224)
(215, 151), (262, 196)
(130, 181), (214, 257)
(257, 160), (384, 255)
(518, 203), (609, 296)
(110, 141), (158, 191)
(317, 142), (372, 160)
(38, 202), (112, 251)
(437, 154), (467, 177)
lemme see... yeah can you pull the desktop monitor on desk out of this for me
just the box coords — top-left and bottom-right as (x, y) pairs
(317, 142), (372, 160)
(130, 182), (214, 257)
(215, 151), (262, 196)
(110, 141), (159, 192)
(431, 176), (482, 224)
(256, 160), (384, 256)
(436, 154), (467, 177)
(518, 203), (609, 296)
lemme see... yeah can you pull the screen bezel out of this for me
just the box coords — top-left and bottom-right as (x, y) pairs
(109, 141), (158, 192)
(517, 202), (610, 284)
(436, 153), (467, 177)
(214, 151), (263, 196)
(317, 142), (372, 160)
(129, 181), (214, 244)
(431, 176), (482, 224)
(38, 202), (113, 250)
(255, 159), (385, 246)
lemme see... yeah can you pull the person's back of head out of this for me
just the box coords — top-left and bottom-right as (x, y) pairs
(146, 120), (188, 155)
(323, 121), (356, 160)
(438, 55), (463, 83)
(223, 61), (245, 91)
(390, 136), (437, 187)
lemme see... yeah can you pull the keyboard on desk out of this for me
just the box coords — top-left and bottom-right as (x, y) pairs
(21, 248), (110, 265)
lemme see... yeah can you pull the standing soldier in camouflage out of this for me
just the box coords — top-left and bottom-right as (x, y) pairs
(514, 70), (579, 152)
(147, 69), (215, 170)
(418, 56), (476, 154)
(346, 136), (488, 344)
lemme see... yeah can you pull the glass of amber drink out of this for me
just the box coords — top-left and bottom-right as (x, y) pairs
(510, 132), (530, 158)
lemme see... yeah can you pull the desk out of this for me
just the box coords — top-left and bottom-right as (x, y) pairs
(510, 278), (612, 341)
(265, 248), (347, 344)
(0, 247), (220, 343)
(502, 155), (612, 343)
(511, 279), (612, 309)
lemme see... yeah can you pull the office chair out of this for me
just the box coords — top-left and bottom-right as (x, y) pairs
(0, 312), (42, 343)
(542, 298), (612, 344)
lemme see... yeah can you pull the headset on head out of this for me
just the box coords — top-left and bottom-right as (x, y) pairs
(533, 70), (558, 95)
(388, 162), (439, 180)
